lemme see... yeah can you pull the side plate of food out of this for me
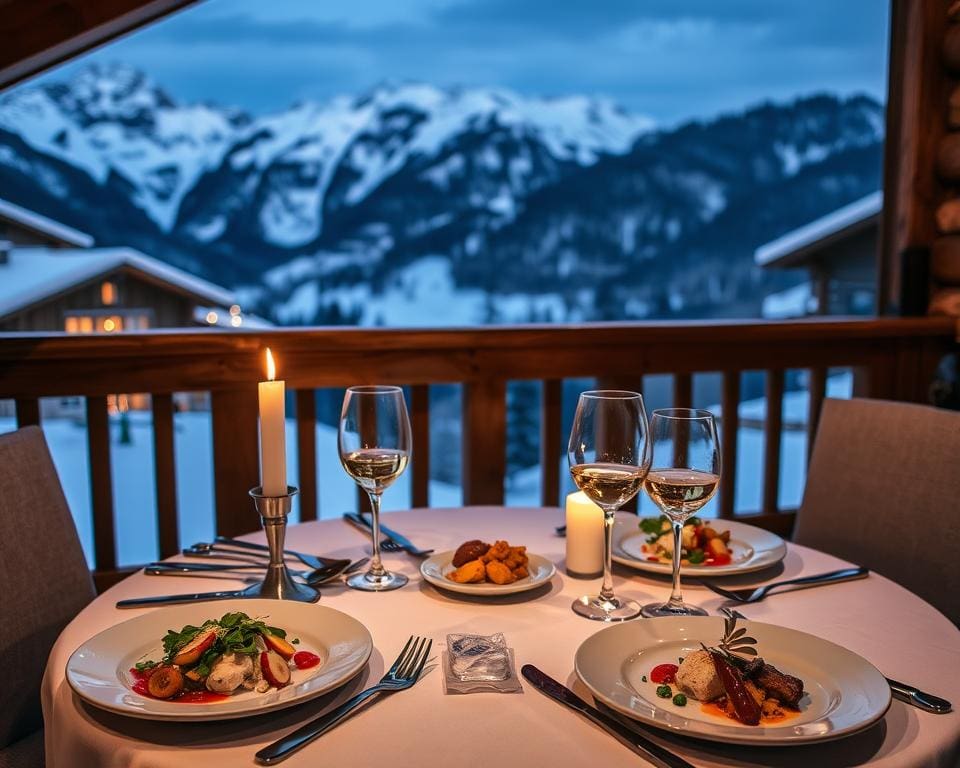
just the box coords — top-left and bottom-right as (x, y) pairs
(612, 513), (787, 576)
(66, 600), (373, 721)
(575, 616), (890, 745)
(420, 538), (556, 595)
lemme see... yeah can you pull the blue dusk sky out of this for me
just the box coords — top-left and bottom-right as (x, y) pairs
(37, 0), (890, 124)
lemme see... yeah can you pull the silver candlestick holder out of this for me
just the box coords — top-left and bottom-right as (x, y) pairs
(247, 485), (319, 603)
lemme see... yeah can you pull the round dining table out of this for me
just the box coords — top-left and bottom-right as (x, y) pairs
(42, 507), (960, 767)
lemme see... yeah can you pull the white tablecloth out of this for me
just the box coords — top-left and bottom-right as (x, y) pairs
(43, 507), (960, 767)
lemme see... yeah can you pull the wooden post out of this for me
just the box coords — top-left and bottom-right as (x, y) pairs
(295, 389), (317, 521)
(151, 393), (178, 558)
(462, 379), (506, 505)
(211, 388), (260, 537)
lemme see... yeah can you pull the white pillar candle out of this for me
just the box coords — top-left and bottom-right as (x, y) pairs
(565, 491), (604, 577)
(258, 347), (287, 496)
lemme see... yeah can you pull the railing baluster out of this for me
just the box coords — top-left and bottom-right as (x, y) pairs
(762, 369), (784, 514)
(596, 376), (643, 512)
(462, 379), (506, 505)
(540, 379), (562, 507)
(211, 388), (260, 537)
(295, 389), (317, 521)
(411, 384), (430, 508)
(807, 367), (827, 463)
(152, 393), (178, 558)
(85, 396), (116, 572)
(720, 371), (739, 519)
(672, 373), (692, 409)
(15, 397), (40, 428)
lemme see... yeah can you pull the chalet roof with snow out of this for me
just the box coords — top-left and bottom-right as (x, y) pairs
(754, 191), (882, 269)
(0, 197), (94, 248)
(0, 246), (235, 321)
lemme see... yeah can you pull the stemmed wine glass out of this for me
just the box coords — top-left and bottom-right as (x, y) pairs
(641, 408), (721, 617)
(339, 385), (411, 591)
(567, 390), (651, 621)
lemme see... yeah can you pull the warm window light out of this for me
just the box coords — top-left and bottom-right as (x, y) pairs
(229, 304), (241, 316)
(103, 318), (116, 332)
(230, 314), (242, 327)
(64, 316), (79, 333)
(79, 316), (93, 333)
(206, 311), (218, 324)
(101, 281), (117, 306)
(265, 347), (276, 381)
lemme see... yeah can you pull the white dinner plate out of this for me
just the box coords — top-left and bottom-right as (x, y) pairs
(612, 514), (787, 576)
(66, 599), (373, 721)
(575, 616), (890, 746)
(420, 550), (556, 595)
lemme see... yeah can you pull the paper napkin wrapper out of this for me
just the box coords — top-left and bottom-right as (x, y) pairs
(443, 633), (522, 694)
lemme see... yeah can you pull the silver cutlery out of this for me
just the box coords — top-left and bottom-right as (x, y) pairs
(718, 608), (953, 715)
(521, 665), (695, 768)
(255, 635), (433, 764)
(342, 512), (434, 557)
(184, 544), (350, 573)
(118, 558), (368, 608)
(145, 558), (368, 586)
(699, 566), (869, 603)
(212, 536), (349, 571)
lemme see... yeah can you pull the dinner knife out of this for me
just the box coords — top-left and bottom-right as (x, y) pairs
(342, 512), (433, 556)
(521, 665), (695, 768)
(116, 585), (261, 608)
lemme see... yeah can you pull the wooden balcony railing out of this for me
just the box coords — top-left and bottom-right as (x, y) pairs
(0, 316), (955, 588)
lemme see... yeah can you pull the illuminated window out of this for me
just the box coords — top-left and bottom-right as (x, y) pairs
(101, 281), (117, 306)
(64, 316), (79, 333)
(80, 316), (93, 333)
(97, 316), (123, 332)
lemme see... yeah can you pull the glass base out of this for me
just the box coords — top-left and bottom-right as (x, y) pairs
(641, 600), (708, 618)
(346, 569), (408, 592)
(572, 594), (642, 622)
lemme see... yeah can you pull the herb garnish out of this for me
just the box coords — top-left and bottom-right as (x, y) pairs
(702, 615), (758, 661)
(156, 612), (286, 677)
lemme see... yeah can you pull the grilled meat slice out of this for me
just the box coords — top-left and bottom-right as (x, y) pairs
(753, 662), (804, 708)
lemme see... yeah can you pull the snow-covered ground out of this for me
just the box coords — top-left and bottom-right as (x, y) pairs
(0, 374), (851, 567)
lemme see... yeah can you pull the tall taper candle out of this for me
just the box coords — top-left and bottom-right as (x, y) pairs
(258, 348), (287, 496)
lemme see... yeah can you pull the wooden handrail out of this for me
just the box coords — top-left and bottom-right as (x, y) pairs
(1, 316), (954, 586)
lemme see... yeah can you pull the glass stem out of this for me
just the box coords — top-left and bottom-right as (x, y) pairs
(599, 510), (617, 605)
(367, 492), (385, 578)
(668, 518), (685, 608)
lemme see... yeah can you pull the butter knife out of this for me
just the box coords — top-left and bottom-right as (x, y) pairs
(342, 512), (434, 556)
(521, 665), (695, 768)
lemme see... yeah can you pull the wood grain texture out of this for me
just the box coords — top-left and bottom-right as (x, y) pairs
(540, 379), (562, 507)
(211, 388), (260, 537)
(931, 235), (960, 283)
(14, 396), (39, 428)
(672, 373), (692, 409)
(462, 378), (506, 505)
(719, 371), (740, 520)
(0, 0), (198, 89)
(151, 393), (178, 558)
(807, 367), (828, 464)
(762, 370), (785, 515)
(295, 389), (317, 521)
(85, 396), (116, 572)
(411, 384), (430, 508)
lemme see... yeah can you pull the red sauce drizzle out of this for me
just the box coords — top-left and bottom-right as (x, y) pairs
(293, 651), (321, 670)
(650, 663), (679, 684)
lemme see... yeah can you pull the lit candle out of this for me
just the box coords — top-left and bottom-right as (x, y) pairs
(258, 348), (287, 496)
(565, 491), (604, 577)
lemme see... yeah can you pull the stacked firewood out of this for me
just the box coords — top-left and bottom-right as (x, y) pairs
(933, 1), (960, 315)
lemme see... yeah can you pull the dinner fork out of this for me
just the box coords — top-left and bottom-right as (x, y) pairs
(192, 537), (350, 571)
(699, 566), (868, 603)
(255, 635), (433, 764)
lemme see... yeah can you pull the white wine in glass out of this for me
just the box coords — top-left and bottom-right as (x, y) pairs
(641, 408), (721, 617)
(339, 385), (411, 591)
(568, 390), (651, 621)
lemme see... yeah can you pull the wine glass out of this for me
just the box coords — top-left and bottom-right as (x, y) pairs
(641, 408), (721, 618)
(567, 390), (651, 621)
(339, 385), (412, 591)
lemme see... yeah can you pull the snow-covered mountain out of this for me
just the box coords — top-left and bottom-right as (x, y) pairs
(0, 64), (884, 323)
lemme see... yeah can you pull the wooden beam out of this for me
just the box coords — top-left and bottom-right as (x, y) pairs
(211, 388), (259, 537)
(462, 379), (506, 505)
(879, 0), (949, 314)
(15, 396), (39, 428)
(719, 371), (739, 519)
(762, 370), (785, 514)
(85, 396), (116, 572)
(151, 393), (178, 557)
(539, 379), (562, 507)
(295, 389), (317, 521)
(410, 384), (430, 508)
(0, 0), (200, 91)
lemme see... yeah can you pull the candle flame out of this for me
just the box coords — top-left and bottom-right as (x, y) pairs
(265, 347), (276, 381)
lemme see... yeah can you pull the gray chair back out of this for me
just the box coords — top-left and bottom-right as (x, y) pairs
(795, 397), (960, 624)
(0, 426), (95, 755)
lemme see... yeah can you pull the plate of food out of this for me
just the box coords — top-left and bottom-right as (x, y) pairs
(420, 539), (556, 595)
(575, 615), (890, 745)
(612, 513), (787, 576)
(66, 600), (373, 721)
